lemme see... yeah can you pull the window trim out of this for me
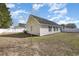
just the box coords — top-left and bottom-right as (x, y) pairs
(53, 27), (55, 31)
(48, 26), (52, 32)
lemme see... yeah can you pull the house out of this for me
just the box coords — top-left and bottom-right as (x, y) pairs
(60, 24), (79, 32)
(26, 15), (61, 36)
(10, 23), (25, 29)
(18, 23), (26, 28)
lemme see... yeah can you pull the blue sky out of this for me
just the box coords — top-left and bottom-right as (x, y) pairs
(6, 3), (79, 28)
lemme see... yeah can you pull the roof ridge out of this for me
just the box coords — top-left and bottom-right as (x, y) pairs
(30, 14), (52, 22)
(30, 14), (59, 26)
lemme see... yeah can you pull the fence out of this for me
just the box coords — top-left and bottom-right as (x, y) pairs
(0, 28), (25, 34)
(62, 28), (79, 32)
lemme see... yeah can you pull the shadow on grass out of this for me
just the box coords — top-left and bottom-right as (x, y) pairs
(0, 33), (38, 38)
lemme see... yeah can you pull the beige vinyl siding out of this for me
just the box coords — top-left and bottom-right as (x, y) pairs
(26, 16), (40, 35)
(40, 24), (60, 36)
(26, 15), (61, 36)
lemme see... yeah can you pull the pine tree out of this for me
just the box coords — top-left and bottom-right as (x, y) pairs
(0, 3), (12, 28)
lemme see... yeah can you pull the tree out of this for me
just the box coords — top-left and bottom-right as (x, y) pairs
(60, 24), (66, 29)
(0, 3), (12, 28)
(66, 23), (77, 28)
(18, 23), (25, 28)
(60, 23), (77, 29)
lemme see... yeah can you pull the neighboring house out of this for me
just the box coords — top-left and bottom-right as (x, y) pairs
(60, 24), (79, 32)
(10, 23), (25, 29)
(61, 28), (79, 32)
(18, 23), (26, 28)
(61, 26), (79, 32)
(26, 15), (61, 36)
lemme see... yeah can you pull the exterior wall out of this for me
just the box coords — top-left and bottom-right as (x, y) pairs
(40, 24), (61, 36)
(26, 16), (40, 35)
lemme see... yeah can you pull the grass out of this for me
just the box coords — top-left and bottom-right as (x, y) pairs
(0, 32), (79, 55)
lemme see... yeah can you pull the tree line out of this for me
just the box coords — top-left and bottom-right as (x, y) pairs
(60, 23), (77, 29)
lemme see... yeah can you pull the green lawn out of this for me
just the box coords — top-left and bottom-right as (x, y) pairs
(0, 33), (79, 56)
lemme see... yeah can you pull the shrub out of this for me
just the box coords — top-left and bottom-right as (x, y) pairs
(23, 30), (28, 34)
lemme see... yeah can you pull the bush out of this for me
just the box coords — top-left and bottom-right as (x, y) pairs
(23, 30), (28, 34)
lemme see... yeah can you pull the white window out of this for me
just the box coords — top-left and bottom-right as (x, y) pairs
(53, 27), (55, 31)
(53, 27), (59, 31)
(48, 26), (52, 32)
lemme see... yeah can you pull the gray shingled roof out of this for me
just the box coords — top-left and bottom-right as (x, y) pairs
(30, 15), (60, 27)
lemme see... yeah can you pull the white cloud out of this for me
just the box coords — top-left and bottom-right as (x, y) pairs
(58, 17), (79, 24)
(49, 15), (63, 21)
(65, 16), (71, 21)
(32, 3), (45, 10)
(49, 14), (79, 25)
(49, 8), (67, 22)
(6, 3), (16, 8)
(48, 3), (67, 12)
(47, 15), (51, 18)
(58, 20), (79, 24)
(54, 8), (67, 16)
(11, 10), (28, 15)
(49, 17), (58, 21)
(11, 10), (28, 19)
(18, 15), (27, 23)
(10, 10), (29, 24)
(48, 3), (68, 23)
(19, 20), (25, 23)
